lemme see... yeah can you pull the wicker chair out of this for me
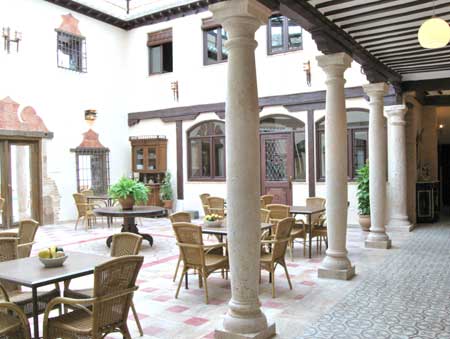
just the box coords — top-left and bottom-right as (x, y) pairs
(169, 212), (192, 282)
(0, 301), (31, 339)
(260, 209), (270, 223)
(0, 238), (60, 319)
(306, 197), (327, 254)
(199, 193), (210, 216)
(63, 233), (144, 336)
(206, 197), (225, 217)
(266, 204), (290, 233)
(260, 195), (274, 208)
(80, 189), (94, 196)
(73, 193), (96, 230)
(0, 219), (39, 258)
(260, 217), (294, 298)
(172, 222), (228, 304)
(43, 255), (144, 339)
(289, 220), (306, 258)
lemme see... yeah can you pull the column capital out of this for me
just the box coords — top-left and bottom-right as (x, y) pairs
(316, 52), (352, 76)
(363, 82), (388, 100)
(386, 105), (407, 125)
(210, 0), (270, 36)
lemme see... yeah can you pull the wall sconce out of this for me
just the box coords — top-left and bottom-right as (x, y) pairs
(303, 60), (311, 87)
(439, 124), (444, 129)
(171, 81), (179, 102)
(2, 27), (22, 53)
(84, 109), (97, 127)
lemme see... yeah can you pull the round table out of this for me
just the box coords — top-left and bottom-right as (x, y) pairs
(94, 206), (167, 247)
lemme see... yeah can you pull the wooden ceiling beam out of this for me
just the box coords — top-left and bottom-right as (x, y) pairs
(402, 79), (450, 92)
(378, 46), (450, 60)
(358, 30), (418, 45)
(316, 0), (355, 9)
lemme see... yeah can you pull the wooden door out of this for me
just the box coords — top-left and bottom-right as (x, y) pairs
(260, 133), (293, 205)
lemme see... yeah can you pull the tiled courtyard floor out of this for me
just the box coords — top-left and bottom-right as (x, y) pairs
(29, 217), (416, 338)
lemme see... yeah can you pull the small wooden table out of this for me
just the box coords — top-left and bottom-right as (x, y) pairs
(0, 252), (110, 339)
(94, 206), (167, 247)
(290, 206), (326, 259)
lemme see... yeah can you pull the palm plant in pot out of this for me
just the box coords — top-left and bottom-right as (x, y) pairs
(160, 171), (174, 209)
(356, 162), (370, 231)
(108, 177), (149, 210)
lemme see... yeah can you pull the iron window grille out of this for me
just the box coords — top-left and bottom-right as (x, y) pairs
(70, 147), (110, 194)
(56, 30), (87, 73)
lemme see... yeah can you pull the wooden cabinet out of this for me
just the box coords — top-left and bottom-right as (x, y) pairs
(416, 181), (440, 223)
(130, 137), (167, 173)
(130, 136), (167, 207)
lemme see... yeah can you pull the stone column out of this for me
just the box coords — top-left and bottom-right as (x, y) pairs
(363, 83), (391, 249)
(210, 1), (274, 338)
(316, 53), (355, 280)
(386, 105), (412, 230)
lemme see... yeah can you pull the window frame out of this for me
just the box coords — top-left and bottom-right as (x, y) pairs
(187, 120), (226, 181)
(148, 42), (173, 75)
(267, 15), (303, 55)
(203, 25), (228, 65)
(56, 30), (87, 73)
(316, 109), (369, 182)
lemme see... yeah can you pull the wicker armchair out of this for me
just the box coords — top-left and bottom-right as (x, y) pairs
(80, 189), (94, 196)
(260, 209), (270, 223)
(260, 217), (294, 298)
(266, 204), (290, 233)
(206, 197), (225, 217)
(289, 220), (306, 258)
(0, 301), (31, 339)
(169, 212), (192, 282)
(0, 219), (39, 258)
(43, 255), (144, 339)
(199, 193), (210, 216)
(260, 195), (274, 208)
(306, 197), (327, 254)
(172, 222), (228, 304)
(73, 193), (96, 230)
(63, 233), (144, 336)
(0, 238), (60, 319)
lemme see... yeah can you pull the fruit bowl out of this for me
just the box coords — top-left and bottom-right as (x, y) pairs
(204, 220), (223, 227)
(39, 255), (68, 268)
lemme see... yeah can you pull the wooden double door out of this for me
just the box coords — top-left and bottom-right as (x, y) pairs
(260, 133), (293, 205)
(0, 139), (42, 228)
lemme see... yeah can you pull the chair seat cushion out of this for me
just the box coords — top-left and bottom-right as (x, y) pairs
(64, 288), (93, 299)
(0, 312), (21, 335)
(48, 309), (93, 334)
(205, 254), (228, 269)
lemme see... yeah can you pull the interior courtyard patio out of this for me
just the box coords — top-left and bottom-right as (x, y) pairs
(1, 0), (450, 338)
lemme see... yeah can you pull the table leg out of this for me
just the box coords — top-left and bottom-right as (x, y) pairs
(32, 287), (39, 339)
(308, 214), (312, 259)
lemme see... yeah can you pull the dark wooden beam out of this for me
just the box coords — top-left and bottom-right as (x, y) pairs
(324, 0), (395, 17)
(402, 79), (450, 92)
(424, 96), (450, 106)
(378, 46), (450, 61)
(358, 30), (418, 45)
(316, 0), (354, 9)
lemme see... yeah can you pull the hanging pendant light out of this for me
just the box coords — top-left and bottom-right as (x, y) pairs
(418, 1), (450, 49)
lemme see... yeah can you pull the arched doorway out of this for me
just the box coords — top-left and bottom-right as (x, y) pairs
(260, 114), (305, 204)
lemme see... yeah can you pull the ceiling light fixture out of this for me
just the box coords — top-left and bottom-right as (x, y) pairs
(418, 1), (450, 49)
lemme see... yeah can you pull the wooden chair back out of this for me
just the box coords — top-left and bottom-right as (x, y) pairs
(266, 204), (290, 221)
(110, 233), (142, 257)
(169, 212), (192, 223)
(0, 238), (19, 292)
(81, 189), (94, 196)
(260, 195), (274, 208)
(271, 217), (294, 261)
(260, 209), (270, 223)
(306, 197), (326, 226)
(172, 222), (205, 267)
(73, 193), (89, 216)
(199, 193), (210, 215)
(206, 197), (225, 217)
(18, 219), (39, 245)
(92, 255), (143, 331)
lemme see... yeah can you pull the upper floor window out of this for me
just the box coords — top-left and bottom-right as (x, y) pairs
(56, 31), (87, 73)
(188, 121), (225, 180)
(202, 18), (228, 65)
(267, 15), (302, 55)
(316, 110), (369, 181)
(148, 28), (173, 75)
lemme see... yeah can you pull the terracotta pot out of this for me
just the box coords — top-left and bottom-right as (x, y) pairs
(359, 214), (371, 231)
(163, 200), (173, 209)
(118, 196), (135, 210)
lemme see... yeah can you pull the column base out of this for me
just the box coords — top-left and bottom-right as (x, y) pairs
(318, 265), (355, 280)
(365, 238), (392, 249)
(215, 323), (276, 339)
(387, 217), (413, 232)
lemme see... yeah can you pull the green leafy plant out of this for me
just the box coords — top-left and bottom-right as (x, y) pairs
(356, 163), (370, 215)
(108, 177), (149, 203)
(160, 171), (173, 201)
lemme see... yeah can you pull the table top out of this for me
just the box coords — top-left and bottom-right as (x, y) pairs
(0, 252), (110, 288)
(290, 206), (326, 215)
(200, 222), (272, 235)
(94, 205), (166, 217)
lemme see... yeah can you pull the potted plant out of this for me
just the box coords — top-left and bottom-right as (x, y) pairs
(160, 171), (174, 209)
(356, 162), (370, 231)
(108, 177), (149, 210)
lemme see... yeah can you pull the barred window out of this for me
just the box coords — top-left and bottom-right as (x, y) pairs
(57, 31), (87, 73)
(71, 148), (110, 194)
